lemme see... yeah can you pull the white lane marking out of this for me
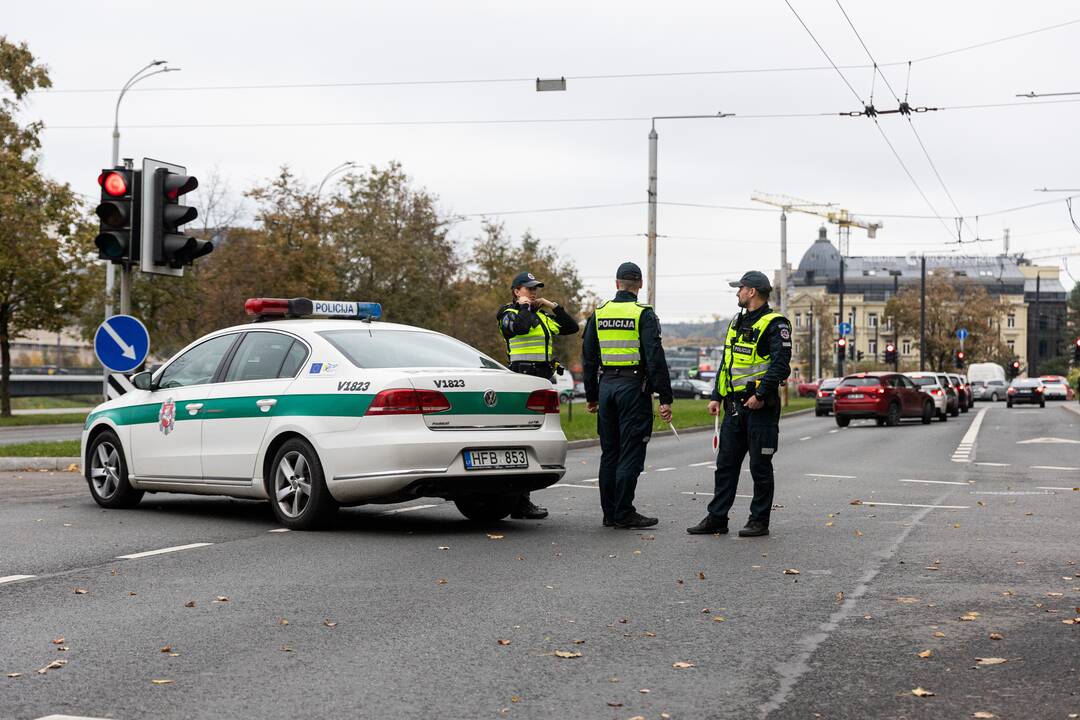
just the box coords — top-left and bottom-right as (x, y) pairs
(1030, 465), (1080, 471)
(1036, 486), (1079, 491)
(688, 461), (713, 467)
(116, 543), (213, 560)
(898, 478), (969, 486)
(0, 575), (36, 585)
(682, 491), (752, 499)
(1017, 437), (1080, 444)
(799, 436), (812, 441)
(380, 504), (440, 515)
(36, 715), (114, 720)
(268, 528), (290, 533)
(806, 473), (857, 479)
(852, 501), (969, 509)
(951, 406), (988, 463)
(828, 429), (839, 434)
(549, 483), (599, 490)
(582, 477), (599, 483)
(975, 462), (1010, 467)
(655, 467), (676, 472)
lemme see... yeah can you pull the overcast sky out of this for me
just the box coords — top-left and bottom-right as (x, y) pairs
(8, 1), (1080, 320)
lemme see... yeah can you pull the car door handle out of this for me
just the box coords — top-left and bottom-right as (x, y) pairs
(256, 398), (277, 413)
(185, 403), (204, 415)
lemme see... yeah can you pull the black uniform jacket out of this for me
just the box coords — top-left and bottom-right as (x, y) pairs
(497, 302), (579, 341)
(581, 290), (674, 405)
(711, 303), (792, 402)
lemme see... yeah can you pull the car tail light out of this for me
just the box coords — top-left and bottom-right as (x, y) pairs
(1035, 386), (1044, 393)
(930, 388), (942, 396)
(876, 387), (885, 394)
(526, 389), (560, 413)
(365, 388), (451, 415)
(817, 390), (825, 398)
(1007, 387), (1015, 394)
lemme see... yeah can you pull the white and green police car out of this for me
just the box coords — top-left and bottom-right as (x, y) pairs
(81, 298), (567, 529)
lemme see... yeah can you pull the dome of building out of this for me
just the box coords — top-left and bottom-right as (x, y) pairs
(794, 226), (842, 284)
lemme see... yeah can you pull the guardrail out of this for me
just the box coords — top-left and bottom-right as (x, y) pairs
(6, 374), (104, 397)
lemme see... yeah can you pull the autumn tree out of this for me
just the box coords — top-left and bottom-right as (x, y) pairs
(885, 274), (1013, 372)
(0, 37), (96, 415)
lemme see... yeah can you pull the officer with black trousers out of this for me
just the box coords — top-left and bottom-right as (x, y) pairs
(687, 271), (791, 537)
(498, 270), (580, 519)
(582, 262), (673, 529)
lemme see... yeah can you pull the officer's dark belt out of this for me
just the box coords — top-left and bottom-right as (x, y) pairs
(599, 365), (643, 376)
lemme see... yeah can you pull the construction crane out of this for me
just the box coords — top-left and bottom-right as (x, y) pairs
(751, 192), (884, 256)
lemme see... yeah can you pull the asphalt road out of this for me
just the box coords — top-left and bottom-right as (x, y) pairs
(0, 425), (83, 447)
(1, 403), (1078, 719)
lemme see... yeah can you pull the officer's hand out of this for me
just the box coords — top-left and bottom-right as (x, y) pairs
(743, 395), (764, 410)
(516, 296), (533, 307)
(707, 400), (721, 416)
(586, 401), (599, 414)
(535, 298), (556, 309)
(658, 403), (673, 422)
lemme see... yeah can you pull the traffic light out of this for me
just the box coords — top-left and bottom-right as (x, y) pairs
(1008, 359), (1021, 379)
(884, 343), (897, 364)
(94, 168), (139, 264)
(836, 337), (847, 360)
(1074, 338), (1080, 364)
(149, 168), (211, 268)
(954, 350), (966, 369)
(856, 350), (864, 362)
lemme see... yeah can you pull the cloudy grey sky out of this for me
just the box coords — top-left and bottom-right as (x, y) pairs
(9, 1), (1080, 320)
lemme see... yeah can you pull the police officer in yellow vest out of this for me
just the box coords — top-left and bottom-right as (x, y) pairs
(582, 262), (673, 529)
(687, 271), (791, 537)
(498, 270), (580, 519)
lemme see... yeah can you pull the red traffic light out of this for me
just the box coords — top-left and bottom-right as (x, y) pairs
(957, 351), (965, 359)
(837, 338), (847, 347)
(1011, 361), (1020, 368)
(99, 171), (128, 197)
(885, 343), (895, 352)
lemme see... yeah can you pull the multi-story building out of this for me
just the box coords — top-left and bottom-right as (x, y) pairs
(782, 227), (1066, 379)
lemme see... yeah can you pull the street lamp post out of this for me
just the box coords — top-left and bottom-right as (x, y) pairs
(108, 60), (179, 318)
(315, 161), (358, 238)
(646, 113), (733, 307)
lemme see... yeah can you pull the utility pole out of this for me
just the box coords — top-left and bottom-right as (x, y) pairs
(837, 257), (845, 377)
(779, 210), (789, 319)
(813, 313), (820, 380)
(646, 127), (658, 305)
(920, 255), (927, 371)
(1032, 272), (1041, 376)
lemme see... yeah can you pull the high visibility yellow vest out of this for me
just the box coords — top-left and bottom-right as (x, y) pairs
(503, 308), (561, 363)
(595, 300), (648, 366)
(717, 311), (784, 396)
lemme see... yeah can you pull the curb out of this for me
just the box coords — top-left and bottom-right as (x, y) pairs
(0, 457), (82, 472)
(566, 406), (815, 450)
(1063, 403), (1080, 418)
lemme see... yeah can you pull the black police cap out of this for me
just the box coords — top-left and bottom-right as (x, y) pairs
(511, 271), (544, 289)
(728, 270), (772, 292)
(616, 261), (643, 281)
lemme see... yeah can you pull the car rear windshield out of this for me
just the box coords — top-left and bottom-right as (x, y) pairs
(319, 329), (503, 369)
(840, 377), (882, 387)
(820, 379), (841, 389)
(1013, 379), (1042, 388)
(909, 376), (938, 387)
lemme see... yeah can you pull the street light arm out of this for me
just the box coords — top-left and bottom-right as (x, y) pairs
(113, 63), (178, 135)
(317, 161), (359, 201)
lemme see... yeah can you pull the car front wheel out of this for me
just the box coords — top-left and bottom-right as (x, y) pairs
(87, 430), (143, 509)
(990, 392), (999, 402)
(921, 401), (933, 424)
(938, 409), (948, 422)
(269, 439), (337, 530)
(455, 495), (518, 522)
(884, 402), (901, 427)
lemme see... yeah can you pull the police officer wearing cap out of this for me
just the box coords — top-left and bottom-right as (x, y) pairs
(498, 270), (580, 520)
(687, 270), (791, 538)
(582, 262), (673, 529)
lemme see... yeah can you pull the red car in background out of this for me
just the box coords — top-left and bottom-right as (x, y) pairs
(797, 378), (822, 397)
(833, 372), (936, 427)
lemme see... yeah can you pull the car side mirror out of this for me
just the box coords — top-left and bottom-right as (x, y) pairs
(132, 371), (154, 391)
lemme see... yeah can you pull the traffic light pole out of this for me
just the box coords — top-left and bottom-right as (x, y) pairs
(837, 257), (845, 377)
(920, 255), (927, 371)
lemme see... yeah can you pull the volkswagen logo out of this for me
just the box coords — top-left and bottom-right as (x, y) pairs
(483, 389), (498, 408)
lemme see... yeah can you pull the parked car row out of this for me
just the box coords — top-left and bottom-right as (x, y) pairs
(816, 371), (974, 422)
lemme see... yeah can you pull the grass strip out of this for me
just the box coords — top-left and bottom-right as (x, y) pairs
(0, 440), (81, 457)
(0, 413), (88, 427)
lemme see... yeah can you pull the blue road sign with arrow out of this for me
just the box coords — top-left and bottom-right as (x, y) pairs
(838, 322), (852, 335)
(956, 328), (969, 340)
(94, 315), (150, 373)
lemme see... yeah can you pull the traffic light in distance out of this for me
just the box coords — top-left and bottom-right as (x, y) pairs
(954, 350), (966, 369)
(94, 168), (138, 264)
(857, 350), (864, 362)
(150, 168), (212, 268)
(884, 343), (897, 364)
(1008, 359), (1020, 378)
(1074, 338), (1080, 363)
(837, 337), (847, 360)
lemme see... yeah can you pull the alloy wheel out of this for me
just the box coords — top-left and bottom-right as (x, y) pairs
(274, 451), (312, 518)
(90, 441), (121, 500)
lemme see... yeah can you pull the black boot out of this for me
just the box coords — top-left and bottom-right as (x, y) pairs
(614, 512), (659, 529)
(686, 515), (728, 535)
(738, 520), (769, 537)
(511, 494), (548, 520)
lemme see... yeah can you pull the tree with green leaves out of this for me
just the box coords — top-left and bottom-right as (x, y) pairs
(0, 37), (96, 416)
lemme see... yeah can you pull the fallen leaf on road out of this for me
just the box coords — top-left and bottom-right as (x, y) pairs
(953, 523), (961, 528)
(572, 639), (586, 644)
(911, 687), (935, 697)
(606, 701), (623, 708)
(960, 612), (980, 621)
(989, 632), (1004, 640)
(1047, 592), (1064, 597)
(214, 596), (229, 602)
(639, 689), (650, 694)
(280, 645), (292, 652)
(644, 631), (656, 637)
(854, 529), (864, 538)
(973, 712), (995, 718)
(897, 597), (920, 605)
(510, 696), (520, 703)
(783, 569), (800, 575)
(1063, 619), (1077, 625)
(151, 679), (173, 685)
(51, 637), (64, 645)
(65, 463), (79, 472)
(323, 619), (337, 628)
(160, 646), (172, 653)
(672, 661), (695, 669)
(516, 554), (525, 561)
(36, 660), (66, 674)
(640, 535), (655, 540)
(487, 534), (504, 540)
(437, 546), (450, 550)
(633, 550), (642, 555)
(1024, 512), (1033, 516)
(975, 657), (1007, 666)
(918, 650), (933, 658)
(184, 601), (195, 608)
(698, 571), (706, 580)
(279, 619), (289, 625)
(554, 650), (581, 659)
(836, 592), (845, 603)
(73, 588), (87, 595)
(497, 639), (511, 646)
(825, 522), (834, 527)
(128, 591), (137, 596)
(933, 631), (946, 638)
(6, 673), (22, 678)
(925, 566), (940, 571)
(435, 579), (448, 585)
(849, 499), (863, 505)
(712, 616), (726, 623)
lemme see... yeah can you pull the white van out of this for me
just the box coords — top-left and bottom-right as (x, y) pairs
(967, 362), (1006, 384)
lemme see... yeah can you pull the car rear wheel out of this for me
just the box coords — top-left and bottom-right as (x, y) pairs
(87, 430), (143, 509)
(884, 402), (901, 427)
(950, 403), (959, 417)
(938, 409), (948, 422)
(990, 392), (998, 402)
(269, 439), (337, 530)
(921, 401), (933, 424)
(835, 415), (850, 428)
(454, 495), (518, 522)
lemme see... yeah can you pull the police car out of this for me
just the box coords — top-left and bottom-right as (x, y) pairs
(81, 298), (568, 529)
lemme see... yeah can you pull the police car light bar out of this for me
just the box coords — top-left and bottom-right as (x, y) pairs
(245, 297), (383, 320)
